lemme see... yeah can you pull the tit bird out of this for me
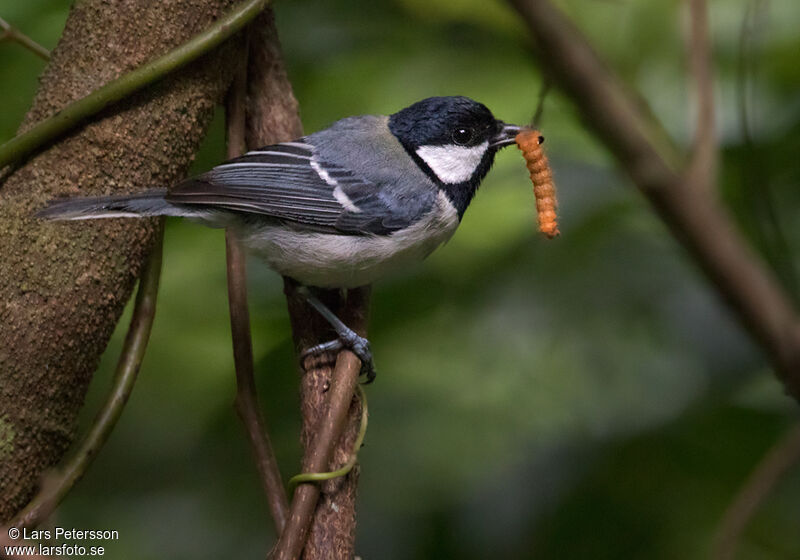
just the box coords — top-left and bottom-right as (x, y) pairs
(38, 96), (522, 380)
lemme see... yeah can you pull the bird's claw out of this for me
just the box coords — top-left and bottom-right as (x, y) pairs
(296, 285), (377, 382)
(300, 333), (376, 383)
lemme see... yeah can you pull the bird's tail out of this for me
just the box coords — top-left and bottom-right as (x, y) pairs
(35, 189), (190, 221)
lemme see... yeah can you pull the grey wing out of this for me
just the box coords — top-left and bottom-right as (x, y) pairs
(166, 141), (434, 235)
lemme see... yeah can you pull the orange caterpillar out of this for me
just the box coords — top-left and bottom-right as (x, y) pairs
(515, 129), (559, 239)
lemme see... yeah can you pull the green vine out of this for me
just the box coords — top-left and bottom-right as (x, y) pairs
(288, 385), (369, 495)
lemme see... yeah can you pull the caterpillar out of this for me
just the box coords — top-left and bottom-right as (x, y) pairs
(515, 129), (559, 239)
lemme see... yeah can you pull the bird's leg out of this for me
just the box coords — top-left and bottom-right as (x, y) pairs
(297, 286), (376, 383)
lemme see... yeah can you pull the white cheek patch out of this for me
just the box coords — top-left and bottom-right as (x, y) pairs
(415, 141), (489, 184)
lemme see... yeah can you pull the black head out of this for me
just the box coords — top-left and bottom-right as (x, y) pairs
(388, 96), (520, 218)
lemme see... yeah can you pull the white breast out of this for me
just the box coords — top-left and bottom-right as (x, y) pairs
(241, 191), (460, 288)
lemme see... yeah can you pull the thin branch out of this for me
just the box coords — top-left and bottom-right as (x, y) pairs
(685, 0), (718, 192)
(713, 423), (800, 560)
(8, 227), (164, 530)
(0, 0), (271, 170)
(0, 17), (50, 60)
(225, 50), (289, 534)
(508, 0), (800, 401)
(530, 78), (551, 128)
(271, 333), (364, 560)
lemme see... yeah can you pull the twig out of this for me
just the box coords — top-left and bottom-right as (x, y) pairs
(0, 17), (50, 60)
(225, 50), (289, 534)
(0, 0), (271, 170)
(685, 0), (717, 192)
(530, 78), (551, 128)
(713, 423), (800, 560)
(8, 227), (164, 530)
(271, 319), (364, 560)
(508, 0), (800, 401)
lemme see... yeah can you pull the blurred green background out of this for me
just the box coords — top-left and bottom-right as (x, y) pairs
(2, 0), (800, 558)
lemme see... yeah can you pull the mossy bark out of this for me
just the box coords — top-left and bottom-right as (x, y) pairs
(0, 0), (240, 520)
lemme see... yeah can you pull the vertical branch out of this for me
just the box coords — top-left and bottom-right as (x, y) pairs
(301, 290), (368, 559)
(244, 10), (368, 556)
(685, 0), (717, 192)
(273, 284), (369, 560)
(225, 47), (289, 534)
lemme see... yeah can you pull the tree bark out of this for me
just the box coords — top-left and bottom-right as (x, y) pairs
(0, 0), (240, 520)
(294, 287), (368, 560)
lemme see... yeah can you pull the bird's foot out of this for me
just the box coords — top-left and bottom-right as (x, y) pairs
(297, 286), (377, 383)
(300, 334), (376, 383)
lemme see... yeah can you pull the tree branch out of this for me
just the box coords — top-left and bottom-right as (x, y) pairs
(225, 47), (289, 534)
(685, 0), (718, 192)
(240, 10), (368, 556)
(0, 0), (271, 170)
(0, 17), (50, 61)
(7, 226), (163, 530)
(508, 0), (800, 400)
(273, 283), (369, 560)
(713, 423), (800, 560)
(287, 385), (368, 494)
(243, 9), (370, 555)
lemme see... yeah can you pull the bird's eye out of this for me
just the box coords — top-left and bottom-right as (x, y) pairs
(452, 128), (474, 146)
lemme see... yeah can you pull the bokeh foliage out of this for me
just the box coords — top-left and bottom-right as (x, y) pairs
(1, 0), (799, 558)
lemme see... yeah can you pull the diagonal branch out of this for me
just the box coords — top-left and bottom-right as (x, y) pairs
(508, 0), (800, 401)
(685, 0), (718, 192)
(225, 48), (289, 534)
(713, 423), (800, 560)
(0, 0), (271, 170)
(0, 16), (50, 60)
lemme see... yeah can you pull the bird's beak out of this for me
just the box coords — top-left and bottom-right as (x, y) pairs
(490, 122), (522, 149)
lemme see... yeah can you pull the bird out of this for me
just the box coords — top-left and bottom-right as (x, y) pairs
(37, 95), (522, 381)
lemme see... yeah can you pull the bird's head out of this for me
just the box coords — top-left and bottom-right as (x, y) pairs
(388, 96), (520, 217)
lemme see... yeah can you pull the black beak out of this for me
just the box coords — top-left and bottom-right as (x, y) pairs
(490, 122), (522, 149)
